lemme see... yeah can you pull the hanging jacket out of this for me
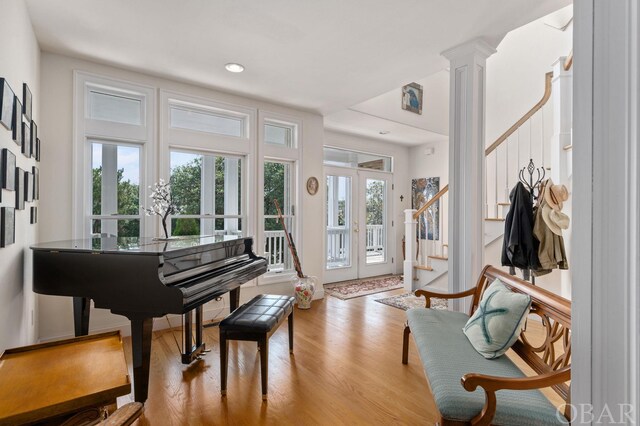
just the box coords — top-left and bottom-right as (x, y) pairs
(501, 182), (541, 271)
(532, 202), (569, 276)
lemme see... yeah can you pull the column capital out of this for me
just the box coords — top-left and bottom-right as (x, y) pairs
(441, 37), (497, 62)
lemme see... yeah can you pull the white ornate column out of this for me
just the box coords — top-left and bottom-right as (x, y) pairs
(442, 39), (496, 312)
(403, 209), (417, 292)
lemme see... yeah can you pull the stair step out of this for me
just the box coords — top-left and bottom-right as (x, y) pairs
(485, 218), (506, 222)
(414, 265), (434, 271)
(428, 255), (448, 261)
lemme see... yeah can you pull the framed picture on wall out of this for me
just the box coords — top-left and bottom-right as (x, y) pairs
(30, 121), (37, 157)
(25, 170), (33, 203)
(35, 138), (41, 161)
(32, 166), (39, 200)
(15, 167), (24, 210)
(30, 206), (37, 225)
(21, 122), (31, 157)
(401, 82), (423, 115)
(2, 148), (16, 191)
(1, 207), (15, 247)
(12, 97), (22, 146)
(0, 79), (15, 130)
(23, 83), (32, 122)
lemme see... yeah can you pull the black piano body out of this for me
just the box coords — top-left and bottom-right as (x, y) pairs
(31, 235), (267, 402)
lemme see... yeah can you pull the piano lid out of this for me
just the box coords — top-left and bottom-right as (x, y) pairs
(30, 235), (246, 256)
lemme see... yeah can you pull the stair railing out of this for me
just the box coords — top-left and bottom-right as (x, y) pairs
(484, 71), (553, 218)
(412, 184), (449, 270)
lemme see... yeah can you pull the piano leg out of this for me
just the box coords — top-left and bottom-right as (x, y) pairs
(73, 296), (91, 336)
(129, 316), (154, 403)
(181, 307), (206, 364)
(229, 287), (240, 312)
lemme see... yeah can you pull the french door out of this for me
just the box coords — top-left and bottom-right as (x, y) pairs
(325, 167), (393, 283)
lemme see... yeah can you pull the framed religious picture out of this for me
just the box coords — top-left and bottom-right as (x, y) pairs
(1, 207), (15, 247)
(23, 83), (32, 122)
(0, 78), (15, 130)
(2, 148), (16, 191)
(402, 82), (423, 115)
(12, 96), (22, 146)
(306, 177), (319, 195)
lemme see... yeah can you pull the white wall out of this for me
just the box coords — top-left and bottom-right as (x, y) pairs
(485, 5), (573, 145)
(37, 52), (324, 341)
(323, 130), (410, 275)
(484, 5), (573, 298)
(0, 1), (40, 351)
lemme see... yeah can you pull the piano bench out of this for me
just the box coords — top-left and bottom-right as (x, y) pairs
(219, 294), (295, 401)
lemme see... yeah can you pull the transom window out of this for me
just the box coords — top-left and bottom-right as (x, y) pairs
(168, 101), (248, 138)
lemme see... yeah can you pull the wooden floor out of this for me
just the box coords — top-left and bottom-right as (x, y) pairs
(118, 288), (562, 425)
(118, 288), (436, 425)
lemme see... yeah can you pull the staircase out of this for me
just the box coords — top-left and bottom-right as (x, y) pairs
(404, 53), (573, 292)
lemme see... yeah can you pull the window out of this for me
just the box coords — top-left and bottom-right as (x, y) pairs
(169, 151), (243, 237)
(323, 146), (393, 172)
(90, 142), (141, 237)
(264, 121), (295, 147)
(87, 87), (143, 125)
(263, 160), (295, 273)
(74, 73), (154, 239)
(169, 102), (247, 138)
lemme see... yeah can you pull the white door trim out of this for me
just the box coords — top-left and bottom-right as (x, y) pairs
(573, 0), (640, 421)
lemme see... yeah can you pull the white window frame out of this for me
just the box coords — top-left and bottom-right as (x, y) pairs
(73, 72), (156, 239)
(160, 90), (257, 269)
(258, 111), (302, 285)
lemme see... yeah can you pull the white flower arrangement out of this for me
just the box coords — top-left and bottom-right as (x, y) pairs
(141, 179), (180, 239)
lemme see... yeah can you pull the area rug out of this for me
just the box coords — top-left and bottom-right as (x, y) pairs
(375, 292), (448, 311)
(324, 275), (404, 300)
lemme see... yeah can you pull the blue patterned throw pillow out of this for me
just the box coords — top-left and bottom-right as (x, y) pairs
(463, 279), (532, 359)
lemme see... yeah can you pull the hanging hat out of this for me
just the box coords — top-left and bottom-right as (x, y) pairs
(544, 180), (569, 211)
(542, 204), (570, 236)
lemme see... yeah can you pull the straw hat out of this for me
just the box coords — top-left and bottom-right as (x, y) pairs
(542, 204), (570, 236)
(544, 180), (569, 211)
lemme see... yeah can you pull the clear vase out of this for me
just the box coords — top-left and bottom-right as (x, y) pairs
(291, 276), (316, 309)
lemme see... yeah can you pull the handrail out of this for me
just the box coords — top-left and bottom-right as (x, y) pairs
(484, 72), (553, 156)
(413, 184), (449, 220)
(563, 50), (573, 71)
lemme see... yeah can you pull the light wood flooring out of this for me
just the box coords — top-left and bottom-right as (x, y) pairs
(118, 288), (562, 425)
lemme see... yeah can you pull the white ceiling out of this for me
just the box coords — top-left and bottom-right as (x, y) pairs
(26, 0), (569, 122)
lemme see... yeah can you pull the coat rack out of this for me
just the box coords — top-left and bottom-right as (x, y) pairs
(518, 158), (545, 202)
(516, 159), (546, 284)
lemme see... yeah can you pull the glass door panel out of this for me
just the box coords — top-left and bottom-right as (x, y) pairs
(364, 178), (386, 265)
(325, 167), (358, 283)
(358, 170), (393, 279)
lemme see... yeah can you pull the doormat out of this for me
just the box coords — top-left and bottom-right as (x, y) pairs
(375, 292), (448, 311)
(324, 275), (404, 300)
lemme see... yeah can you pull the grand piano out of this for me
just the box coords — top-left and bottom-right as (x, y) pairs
(31, 235), (267, 402)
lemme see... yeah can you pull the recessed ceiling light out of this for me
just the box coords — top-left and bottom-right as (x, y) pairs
(225, 63), (245, 73)
(379, 130), (390, 135)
